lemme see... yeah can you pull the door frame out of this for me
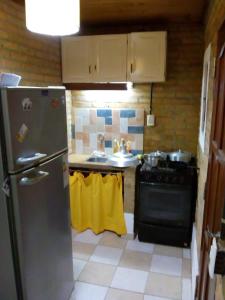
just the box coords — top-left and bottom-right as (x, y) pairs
(198, 19), (225, 299)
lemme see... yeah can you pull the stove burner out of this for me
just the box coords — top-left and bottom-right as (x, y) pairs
(138, 158), (197, 185)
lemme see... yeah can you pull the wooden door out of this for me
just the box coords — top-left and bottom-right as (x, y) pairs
(127, 31), (167, 83)
(61, 36), (94, 83)
(198, 21), (225, 300)
(95, 34), (127, 82)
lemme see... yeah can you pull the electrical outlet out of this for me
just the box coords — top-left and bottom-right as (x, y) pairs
(147, 114), (155, 127)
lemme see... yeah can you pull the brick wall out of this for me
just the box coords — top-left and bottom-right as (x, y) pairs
(0, 0), (62, 86)
(71, 23), (203, 155)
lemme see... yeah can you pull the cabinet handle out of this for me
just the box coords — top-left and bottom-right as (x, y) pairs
(89, 65), (92, 74)
(94, 64), (97, 72)
(130, 63), (133, 74)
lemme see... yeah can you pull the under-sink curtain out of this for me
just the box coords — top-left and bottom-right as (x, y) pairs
(69, 172), (127, 235)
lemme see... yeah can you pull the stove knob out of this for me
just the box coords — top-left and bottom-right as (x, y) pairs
(180, 176), (184, 184)
(172, 176), (177, 183)
(157, 175), (162, 182)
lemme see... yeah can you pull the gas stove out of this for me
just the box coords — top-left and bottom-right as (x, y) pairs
(134, 158), (198, 247)
(138, 159), (197, 185)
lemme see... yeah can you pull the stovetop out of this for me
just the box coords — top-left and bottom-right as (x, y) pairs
(137, 159), (197, 185)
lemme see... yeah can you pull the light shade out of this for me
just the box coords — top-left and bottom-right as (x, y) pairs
(25, 0), (80, 36)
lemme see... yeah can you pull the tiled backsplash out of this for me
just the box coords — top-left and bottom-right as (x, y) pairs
(72, 108), (144, 155)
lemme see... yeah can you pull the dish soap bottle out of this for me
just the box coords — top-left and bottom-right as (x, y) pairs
(113, 139), (120, 153)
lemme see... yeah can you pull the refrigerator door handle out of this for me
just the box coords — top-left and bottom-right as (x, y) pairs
(16, 153), (47, 165)
(19, 171), (49, 186)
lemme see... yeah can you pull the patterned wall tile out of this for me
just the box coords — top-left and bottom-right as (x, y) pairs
(97, 109), (112, 118)
(73, 108), (144, 154)
(128, 126), (144, 134)
(120, 109), (136, 118)
(105, 140), (113, 148)
(105, 117), (112, 125)
(120, 118), (128, 133)
(90, 133), (97, 152)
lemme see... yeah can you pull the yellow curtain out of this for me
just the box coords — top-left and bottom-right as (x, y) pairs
(69, 172), (127, 235)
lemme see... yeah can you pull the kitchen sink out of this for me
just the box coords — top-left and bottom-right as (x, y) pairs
(86, 157), (108, 163)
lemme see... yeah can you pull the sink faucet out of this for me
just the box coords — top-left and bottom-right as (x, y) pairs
(97, 133), (105, 152)
(120, 138), (127, 154)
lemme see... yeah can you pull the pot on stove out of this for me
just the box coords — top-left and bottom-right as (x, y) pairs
(144, 151), (167, 168)
(169, 149), (192, 163)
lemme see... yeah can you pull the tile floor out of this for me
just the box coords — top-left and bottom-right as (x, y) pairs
(70, 229), (192, 300)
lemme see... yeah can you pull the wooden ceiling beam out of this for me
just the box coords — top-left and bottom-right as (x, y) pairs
(10, 0), (205, 24)
(12, 0), (24, 5)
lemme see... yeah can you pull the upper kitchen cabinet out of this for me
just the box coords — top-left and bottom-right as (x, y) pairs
(61, 36), (94, 83)
(61, 34), (127, 83)
(95, 34), (127, 82)
(127, 32), (167, 83)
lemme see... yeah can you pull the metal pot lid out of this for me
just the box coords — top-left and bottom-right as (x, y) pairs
(145, 150), (167, 158)
(170, 149), (192, 156)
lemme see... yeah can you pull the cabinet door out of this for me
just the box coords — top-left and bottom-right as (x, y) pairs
(95, 34), (127, 82)
(127, 32), (167, 83)
(61, 36), (94, 83)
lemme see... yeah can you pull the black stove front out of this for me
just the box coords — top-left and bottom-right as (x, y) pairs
(134, 160), (197, 247)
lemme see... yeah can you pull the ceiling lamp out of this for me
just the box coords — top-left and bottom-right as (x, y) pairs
(25, 0), (80, 36)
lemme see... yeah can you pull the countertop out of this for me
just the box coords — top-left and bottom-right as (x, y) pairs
(68, 153), (136, 171)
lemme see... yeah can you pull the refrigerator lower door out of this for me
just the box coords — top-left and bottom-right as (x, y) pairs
(0, 171), (18, 300)
(10, 154), (74, 300)
(1, 87), (68, 173)
(0, 193), (19, 300)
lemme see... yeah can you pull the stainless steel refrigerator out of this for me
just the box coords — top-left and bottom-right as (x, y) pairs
(0, 87), (74, 300)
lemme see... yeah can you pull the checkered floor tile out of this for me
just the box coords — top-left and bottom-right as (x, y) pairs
(70, 229), (192, 300)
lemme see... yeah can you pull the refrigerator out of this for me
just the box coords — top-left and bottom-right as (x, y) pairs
(0, 87), (74, 300)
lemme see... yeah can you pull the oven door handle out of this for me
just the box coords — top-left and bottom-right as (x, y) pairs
(140, 181), (185, 187)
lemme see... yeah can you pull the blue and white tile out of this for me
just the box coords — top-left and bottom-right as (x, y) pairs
(70, 282), (108, 300)
(150, 255), (182, 276)
(90, 245), (123, 265)
(120, 118), (128, 133)
(89, 133), (97, 151)
(97, 109), (112, 118)
(128, 126), (144, 134)
(120, 109), (136, 118)
(97, 117), (105, 131)
(111, 267), (148, 293)
(105, 148), (113, 155)
(74, 229), (103, 245)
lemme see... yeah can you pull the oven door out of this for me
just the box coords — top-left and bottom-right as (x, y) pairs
(138, 182), (192, 227)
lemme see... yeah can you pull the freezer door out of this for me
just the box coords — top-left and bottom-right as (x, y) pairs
(1, 88), (67, 173)
(10, 154), (74, 300)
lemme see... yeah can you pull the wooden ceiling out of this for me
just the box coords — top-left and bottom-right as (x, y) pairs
(14, 0), (206, 25)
